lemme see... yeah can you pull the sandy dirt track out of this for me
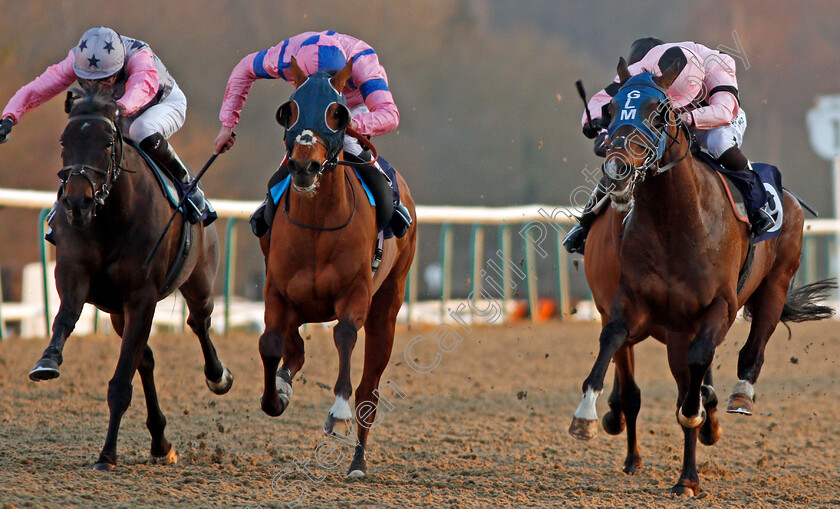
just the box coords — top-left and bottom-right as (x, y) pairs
(0, 320), (839, 508)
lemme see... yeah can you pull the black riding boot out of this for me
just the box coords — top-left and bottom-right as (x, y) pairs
(562, 180), (608, 254)
(139, 133), (216, 226)
(350, 151), (412, 237)
(716, 146), (774, 236)
(250, 162), (291, 238)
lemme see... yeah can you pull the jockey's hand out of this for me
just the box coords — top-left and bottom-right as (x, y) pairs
(0, 116), (13, 144)
(214, 126), (236, 154)
(593, 129), (609, 157)
(582, 117), (609, 139)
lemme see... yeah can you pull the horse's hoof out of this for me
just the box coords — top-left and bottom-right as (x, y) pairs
(151, 447), (178, 465)
(92, 462), (116, 472)
(206, 366), (234, 395)
(699, 419), (722, 446)
(677, 407), (706, 429)
(347, 445), (366, 478)
(29, 358), (60, 381)
(324, 413), (353, 437)
(727, 393), (754, 415)
(568, 416), (598, 440)
(260, 395), (286, 417)
(670, 482), (698, 497)
(623, 455), (642, 475)
(602, 410), (626, 435)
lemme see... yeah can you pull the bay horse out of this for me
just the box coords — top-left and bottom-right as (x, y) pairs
(569, 59), (834, 495)
(28, 85), (233, 470)
(257, 59), (416, 478)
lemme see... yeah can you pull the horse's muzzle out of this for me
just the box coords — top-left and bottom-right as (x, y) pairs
(62, 195), (95, 228)
(289, 158), (322, 192)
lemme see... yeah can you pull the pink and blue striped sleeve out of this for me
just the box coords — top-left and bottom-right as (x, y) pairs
(349, 48), (399, 137)
(219, 40), (291, 128)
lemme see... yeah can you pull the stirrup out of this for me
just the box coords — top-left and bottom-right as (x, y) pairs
(751, 207), (774, 236)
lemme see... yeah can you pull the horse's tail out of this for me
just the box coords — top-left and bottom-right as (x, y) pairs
(780, 278), (837, 323)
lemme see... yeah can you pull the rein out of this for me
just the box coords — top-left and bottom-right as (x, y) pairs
(59, 113), (128, 211)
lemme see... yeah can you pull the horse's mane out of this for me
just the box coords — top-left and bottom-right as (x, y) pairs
(68, 86), (117, 117)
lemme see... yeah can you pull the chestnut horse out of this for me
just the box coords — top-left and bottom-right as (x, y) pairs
(257, 59), (416, 477)
(28, 86), (232, 470)
(569, 59), (834, 495)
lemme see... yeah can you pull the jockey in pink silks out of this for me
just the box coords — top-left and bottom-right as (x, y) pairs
(213, 30), (411, 238)
(0, 26), (213, 236)
(563, 37), (773, 254)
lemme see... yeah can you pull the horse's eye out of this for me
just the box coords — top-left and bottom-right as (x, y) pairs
(106, 140), (114, 147)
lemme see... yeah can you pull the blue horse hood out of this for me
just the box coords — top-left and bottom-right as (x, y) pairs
(284, 71), (349, 158)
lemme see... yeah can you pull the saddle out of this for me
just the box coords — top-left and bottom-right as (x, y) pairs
(126, 137), (194, 296)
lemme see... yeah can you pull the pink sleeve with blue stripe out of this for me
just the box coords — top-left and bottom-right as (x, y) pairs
(345, 45), (399, 137)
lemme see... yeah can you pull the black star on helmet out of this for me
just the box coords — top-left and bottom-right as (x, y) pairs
(88, 55), (100, 68)
(78, 39), (88, 51)
(104, 41), (115, 53)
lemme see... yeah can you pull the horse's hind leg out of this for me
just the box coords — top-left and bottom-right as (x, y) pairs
(699, 369), (722, 446)
(180, 276), (233, 395)
(602, 370), (625, 435)
(29, 268), (89, 381)
(137, 344), (177, 465)
(728, 278), (789, 415)
(613, 344), (642, 474)
(94, 299), (156, 470)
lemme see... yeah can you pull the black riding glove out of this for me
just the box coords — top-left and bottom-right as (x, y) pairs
(0, 117), (13, 144)
(593, 129), (609, 158)
(582, 116), (610, 139)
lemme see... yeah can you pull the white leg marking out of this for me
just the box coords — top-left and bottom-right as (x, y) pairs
(275, 375), (294, 398)
(733, 379), (755, 400)
(573, 388), (601, 420)
(329, 396), (353, 420)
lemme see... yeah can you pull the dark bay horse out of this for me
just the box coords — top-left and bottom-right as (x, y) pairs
(257, 59), (416, 478)
(569, 59), (833, 495)
(28, 85), (232, 470)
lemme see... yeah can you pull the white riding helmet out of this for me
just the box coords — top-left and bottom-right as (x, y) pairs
(73, 27), (126, 80)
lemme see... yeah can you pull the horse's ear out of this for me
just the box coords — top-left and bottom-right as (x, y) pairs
(330, 58), (353, 93)
(653, 61), (680, 89)
(276, 101), (296, 128)
(289, 57), (308, 88)
(617, 57), (631, 85)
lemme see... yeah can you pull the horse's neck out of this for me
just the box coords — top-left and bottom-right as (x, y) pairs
(288, 165), (353, 223)
(633, 132), (707, 232)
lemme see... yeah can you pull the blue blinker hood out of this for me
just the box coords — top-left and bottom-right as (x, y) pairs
(608, 72), (669, 160)
(284, 71), (349, 160)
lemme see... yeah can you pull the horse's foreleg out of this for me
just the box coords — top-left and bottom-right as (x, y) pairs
(348, 279), (403, 478)
(324, 316), (364, 437)
(137, 344), (176, 465)
(730, 279), (788, 415)
(665, 332), (699, 496)
(679, 298), (729, 428)
(94, 299), (156, 471)
(181, 279), (232, 395)
(29, 270), (89, 381)
(614, 344), (642, 474)
(259, 290), (290, 417)
(569, 317), (632, 440)
(602, 369), (625, 435)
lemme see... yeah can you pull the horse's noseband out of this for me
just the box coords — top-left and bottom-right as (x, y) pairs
(60, 114), (124, 210)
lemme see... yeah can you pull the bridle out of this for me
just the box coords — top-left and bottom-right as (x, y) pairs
(605, 96), (693, 207)
(59, 113), (128, 212)
(282, 128), (379, 231)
